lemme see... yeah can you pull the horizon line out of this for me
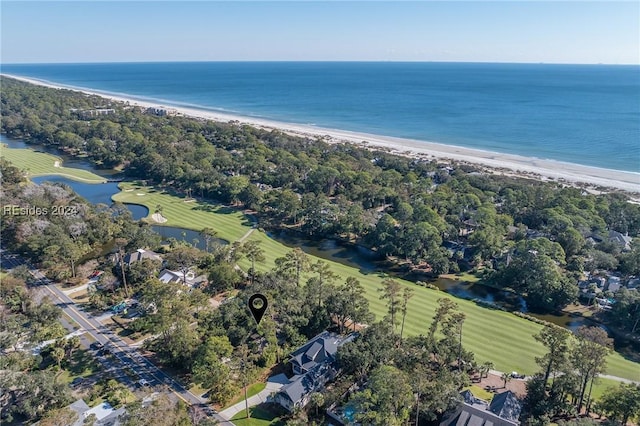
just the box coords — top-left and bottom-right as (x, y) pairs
(2, 60), (640, 66)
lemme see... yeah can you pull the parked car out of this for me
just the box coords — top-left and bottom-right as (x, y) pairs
(70, 377), (84, 388)
(90, 342), (104, 352)
(511, 371), (526, 379)
(89, 270), (103, 279)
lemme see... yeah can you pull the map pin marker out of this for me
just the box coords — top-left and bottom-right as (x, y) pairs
(248, 293), (268, 325)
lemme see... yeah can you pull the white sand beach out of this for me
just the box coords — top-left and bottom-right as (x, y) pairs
(4, 74), (640, 194)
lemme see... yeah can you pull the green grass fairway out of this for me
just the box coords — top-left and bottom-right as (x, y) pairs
(1, 145), (106, 183)
(113, 184), (640, 382)
(111, 182), (250, 242)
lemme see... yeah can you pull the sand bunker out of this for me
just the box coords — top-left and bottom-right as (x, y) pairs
(151, 213), (167, 223)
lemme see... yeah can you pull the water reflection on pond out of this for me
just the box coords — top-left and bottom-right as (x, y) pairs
(31, 176), (149, 221)
(1, 135), (615, 340)
(151, 226), (227, 250)
(267, 230), (384, 274)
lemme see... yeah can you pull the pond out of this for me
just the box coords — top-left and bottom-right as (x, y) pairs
(1, 134), (121, 178)
(30, 176), (150, 221)
(0, 134), (612, 338)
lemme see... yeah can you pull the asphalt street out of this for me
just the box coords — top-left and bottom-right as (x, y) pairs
(1, 252), (233, 424)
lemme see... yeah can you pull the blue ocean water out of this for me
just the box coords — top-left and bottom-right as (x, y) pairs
(2, 62), (639, 172)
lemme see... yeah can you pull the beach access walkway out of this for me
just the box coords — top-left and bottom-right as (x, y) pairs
(218, 373), (288, 420)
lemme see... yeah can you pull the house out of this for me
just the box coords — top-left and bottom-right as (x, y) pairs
(121, 248), (163, 266)
(67, 399), (125, 426)
(290, 332), (340, 375)
(158, 268), (207, 287)
(275, 362), (339, 412)
(146, 106), (178, 117)
(587, 231), (633, 251)
(608, 230), (633, 251)
(76, 108), (116, 119)
(607, 276), (622, 293)
(273, 332), (356, 412)
(440, 390), (521, 426)
(489, 391), (522, 423)
(627, 277), (640, 289)
(440, 402), (519, 426)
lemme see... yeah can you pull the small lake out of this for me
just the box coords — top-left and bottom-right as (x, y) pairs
(0, 135), (617, 340)
(1, 134), (121, 178)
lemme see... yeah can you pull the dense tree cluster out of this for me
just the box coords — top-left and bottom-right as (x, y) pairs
(0, 158), (160, 284)
(2, 77), (640, 424)
(338, 297), (472, 425)
(0, 273), (73, 423)
(3, 78), (640, 316)
(521, 325), (618, 424)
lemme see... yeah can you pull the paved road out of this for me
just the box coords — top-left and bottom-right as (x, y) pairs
(2, 252), (234, 425)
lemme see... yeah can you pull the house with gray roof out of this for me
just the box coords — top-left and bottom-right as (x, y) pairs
(608, 230), (633, 251)
(273, 331), (355, 412)
(67, 399), (126, 426)
(121, 248), (163, 266)
(440, 390), (521, 426)
(489, 391), (522, 423)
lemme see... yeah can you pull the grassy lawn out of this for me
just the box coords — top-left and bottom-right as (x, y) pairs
(111, 182), (250, 242)
(0, 145), (106, 183)
(231, 403), (284, 426)
(71, 289), (89, 302)
(108, 185), (640, 382)
(58, 348), (103, 384)
(464, 385), (494, 402)
(224, 383), (267, 409)
(589, 377), (629, 402)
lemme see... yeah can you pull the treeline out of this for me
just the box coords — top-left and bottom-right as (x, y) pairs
(522, 325), (640, 425)
(0, 158), (160, 282)
(2, 77), (640, 316)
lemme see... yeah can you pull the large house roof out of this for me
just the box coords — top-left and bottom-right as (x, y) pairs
(440, 391), (521, 426)
(123, 248), (162, 266)
(278, 362), (337, 405)
(489, 391), (522, 422)
(440, 403), (519, 426)
(289, 331), (340, 372)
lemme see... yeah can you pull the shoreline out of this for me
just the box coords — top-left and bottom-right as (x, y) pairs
(3, 73), (639, 194)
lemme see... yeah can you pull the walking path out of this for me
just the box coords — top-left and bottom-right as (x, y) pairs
(218, 373), (288, 420)
(487, 369), (640, 386)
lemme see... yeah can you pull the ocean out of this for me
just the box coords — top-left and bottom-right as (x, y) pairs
(2, 62), (639, 172)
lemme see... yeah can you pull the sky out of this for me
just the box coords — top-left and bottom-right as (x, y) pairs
(1, 1), (639, 65)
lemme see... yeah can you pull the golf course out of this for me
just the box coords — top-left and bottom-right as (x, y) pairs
(3, 144), (638, 384)
(0, 145), (106, 183)
(111, 182), (640, 382)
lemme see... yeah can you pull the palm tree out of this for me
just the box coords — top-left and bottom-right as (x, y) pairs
(501, 372), (512, 389)
(481, 361), (494, 379)
(309, 392), (325, 417)
(65, 336), (80, 358)
(51, 346), (65, 370)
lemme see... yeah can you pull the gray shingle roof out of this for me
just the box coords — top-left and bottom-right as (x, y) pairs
(289, 331), (339, 373)
(489, 391), (522, 422)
